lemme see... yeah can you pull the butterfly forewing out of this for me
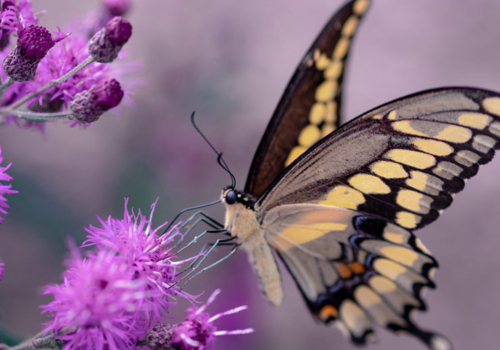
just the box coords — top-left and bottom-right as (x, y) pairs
(258, 87), (500, 231)
(244, 0), (370, 198)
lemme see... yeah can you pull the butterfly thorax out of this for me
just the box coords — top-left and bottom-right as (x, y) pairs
(222, 188), (284, 306)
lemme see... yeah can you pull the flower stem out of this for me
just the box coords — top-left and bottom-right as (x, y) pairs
(0, 109), (73, 121)
(9, 56), (95, 109)
(1, 332), (61, 350)
(0, 78), (13, 99)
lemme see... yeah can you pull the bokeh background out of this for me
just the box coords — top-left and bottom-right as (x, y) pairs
(1, 0), (500, 349)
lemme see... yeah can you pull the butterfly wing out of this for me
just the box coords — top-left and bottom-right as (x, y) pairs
(262, 203), (450, 349)
(258, 87), (500, 231)
(244, 0), (370, 198)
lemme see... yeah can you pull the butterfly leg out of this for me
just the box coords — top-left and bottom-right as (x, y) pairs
(173, 211), (228, 249)
(179, 239), (240, 289)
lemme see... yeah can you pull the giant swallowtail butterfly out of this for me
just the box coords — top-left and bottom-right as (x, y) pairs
(221, 0), (500, 348)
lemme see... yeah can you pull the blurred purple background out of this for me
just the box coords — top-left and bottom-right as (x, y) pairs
(1, 0), (500, 349)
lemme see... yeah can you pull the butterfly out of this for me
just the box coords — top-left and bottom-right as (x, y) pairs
(221, 0), (500, 349)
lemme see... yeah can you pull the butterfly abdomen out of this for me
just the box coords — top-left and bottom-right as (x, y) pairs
(224, 201), (284, 306)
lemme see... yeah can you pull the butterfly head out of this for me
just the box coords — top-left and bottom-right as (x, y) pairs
(221, 187), (255, 209)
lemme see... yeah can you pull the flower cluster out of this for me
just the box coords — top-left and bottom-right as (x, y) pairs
(0, 146), (17, 223)
(42, 200), (190, 348)
(144, 289), (254, 350)
(0, 0), (133, 130)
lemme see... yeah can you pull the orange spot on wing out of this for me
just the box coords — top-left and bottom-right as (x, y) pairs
(335, 263), (353, 279)
(319, 305), (338, 321)
(348, 262), (366, 275)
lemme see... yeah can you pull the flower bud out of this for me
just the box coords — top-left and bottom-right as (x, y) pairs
(104, 0), (131, 17)
(3, 25), (55, 81)
(145, 324), (175, 350)
(70, 79), (124, 123)
(88, 16), (132, 63)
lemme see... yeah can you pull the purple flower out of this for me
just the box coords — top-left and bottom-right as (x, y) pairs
(3, 24), (56, 81)
(89, 16), (132, 63)
(2, 19), (136, 129)
(82, 199), (199, 322)
(103, 0), (131, 17)
(0, 0), (38, 50)
(0, 146), (18, 223)
(42, 248), (148, 350)
(145, 290), (254, 350)
(70, 78), (124, 123)
(0, 262), (4, 282)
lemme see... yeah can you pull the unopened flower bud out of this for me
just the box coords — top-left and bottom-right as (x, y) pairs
(3, 25), (55, 81)
(70, 79), (124, 123)
(145, 324), (175, 350)
(104, 0), (131, 17)
(89, 16), (132, 63)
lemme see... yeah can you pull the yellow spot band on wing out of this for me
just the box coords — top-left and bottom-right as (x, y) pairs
(322, 124), (335, 137)
(280, 227), (322, 245)
(373, 259), (406, 280)
(315, 80), (337, 102)
(385, 149), (436, 169)
(353, 0), (370, 15)
(324, 60), (343, 79)
(383, 232), (405, 244)
(355, 285), (382, 308)
(396, 189), (432, 214)
(395, 211), (421, 229)
(342, 16), (359, 37)
(392, 120), (472, 143)
(413, 138), (454, 156)
(483, 97), (500, 116)
(325, 101), (337, 122)
(380, 246), (419, 266)
(348, 174), (391, 194)
(369, 275), (397, 293)
(298, 125), (321, 147)
(309, 103), (325, 124)
(333, 37), (350, 59)
(319, 185), (365, 210)
(458, 113), (492, 130)
(370, 161), (408, 179)
(284, 146), (306, 166)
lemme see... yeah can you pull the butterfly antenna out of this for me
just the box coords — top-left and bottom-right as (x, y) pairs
(164, 198), (222, 234)
(191, 111), (236, 188)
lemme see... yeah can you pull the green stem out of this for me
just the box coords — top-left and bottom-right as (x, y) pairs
(0, 109), (73, 121)
(1, 331), (60, 350)
(0, 78), (13, 99)
(9, 56), (95, 110)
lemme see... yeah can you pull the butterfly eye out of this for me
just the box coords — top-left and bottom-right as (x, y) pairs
(225, 190), (237, 205)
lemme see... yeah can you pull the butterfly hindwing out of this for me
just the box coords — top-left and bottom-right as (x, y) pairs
(258, 87), (500, 231)
(263, 203), (450, 349)
(244, 0), (370, 198)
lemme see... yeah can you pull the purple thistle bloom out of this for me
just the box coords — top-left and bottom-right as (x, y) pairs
(104, 0), (131, 17)
(0, 0), (38, 50)
(89, 16), (132, 63)
(2, 20), (136, 129)
(70, 78), (124, 123)
(0, 146), (18, 223)
(82, 199), (199, 322)
(145, 290), (254, 350)
(42, 248), (149, 350)
(3, 24), (56, 81)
